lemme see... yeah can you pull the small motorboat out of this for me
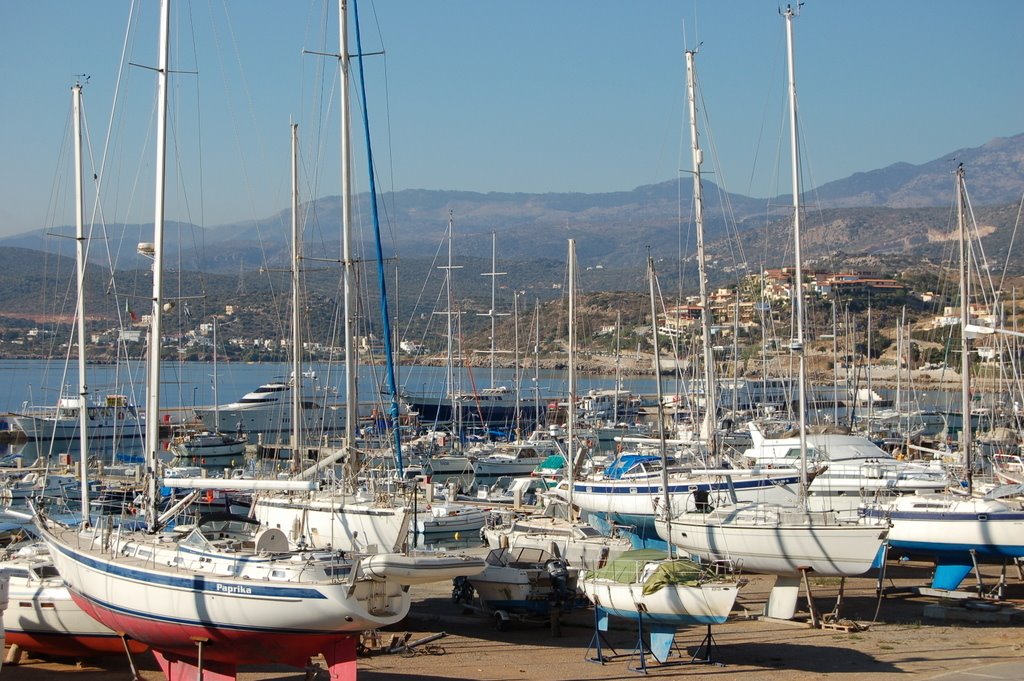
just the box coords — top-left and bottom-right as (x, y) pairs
(414, 502), (487, 535)
(462, 546), (579, 628)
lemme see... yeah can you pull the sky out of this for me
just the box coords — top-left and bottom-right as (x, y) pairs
(1, 0), (1022, 239)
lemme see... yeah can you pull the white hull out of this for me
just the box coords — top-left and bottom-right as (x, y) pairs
(12, 414), (143, 441)
(359, 552), (484, 585)
(567, 471), (799, 520)
(168, 432), (246, 467)
(252, 492), (410, 552)
(473, 457), (548, 477)
(482, 517), (632, 570)
(196, 405), (345, 445)
(414, 504), (486, 534)
(658, 505), (888, 576)
(0, 544), (149, 657)
(581, 574), (737, 626)
(869, 494), (1024, 559)
(468, 547), (579, 613)
(35, 518), (409, 667)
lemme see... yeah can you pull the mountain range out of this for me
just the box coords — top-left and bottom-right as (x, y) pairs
(2, 133), (1023, 280)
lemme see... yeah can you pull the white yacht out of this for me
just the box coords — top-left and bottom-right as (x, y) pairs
(12, 394), (143, 442)
(193, 372), (346, 445)
(741, 421), (948, 511)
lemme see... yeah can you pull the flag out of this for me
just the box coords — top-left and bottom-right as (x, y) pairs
(125, 298), (139, 323)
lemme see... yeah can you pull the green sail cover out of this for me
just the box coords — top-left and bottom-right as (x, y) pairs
(586, 549), (705, 594)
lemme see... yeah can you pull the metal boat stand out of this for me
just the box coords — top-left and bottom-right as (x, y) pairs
(881, 549), (1015, 603)
(119, 633), (142, 681)
(627, 608), (653, 674)
(584, 606), (618, 664)
(689, 623), (723, 665)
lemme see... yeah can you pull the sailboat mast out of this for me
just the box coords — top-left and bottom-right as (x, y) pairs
(685, 48), (717, 459)
(867, 305), (874, 424)
(212, 317), (220, 432)
(445, 212), (458, 438)
(513, 290), (522, 433)
(291, 123), (303, 470)
(72, 81), (91, 524)
(832, 300), (839, 424)
(567, 240), (577, 504)
(956, 163), (973, 495)
(614, 311), (622, 422)
(142, 0), (171, 531)
(339, 0), (360, 481)
(784, 5), (810, 495)
(480, 232), (506, 388)
(534, 299), (541, 426)
(648, 257), (673, 557)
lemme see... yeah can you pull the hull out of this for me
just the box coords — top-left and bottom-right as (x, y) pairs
(70, 594), (360, 666)
(866, 495), (1024, 560)
(168, 433), (246, 468)
(470, 568), (577, 614)
(195, 405), (345, 445)
(581, 578), (737, 626)
(567, 472), (800, 539)
(659, 507), (888, 576)
(401, 392), (547, 428)
(37, 520), (410, 668)
(483, 532), (631, 571)
(359, 553), (485, 585)
(473, 458), (547, 477)
(414, 505), (486, 534)
(12, 414), (143, 441)
(3, 581), (149, 657)
(252, 492), (409, 553)
(468, 547), (579, 614)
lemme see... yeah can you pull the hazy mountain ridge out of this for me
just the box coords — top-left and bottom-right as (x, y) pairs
(2, 134), (1023, 275)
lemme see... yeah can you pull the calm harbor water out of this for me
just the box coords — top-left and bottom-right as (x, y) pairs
(0, 358), (652, 416)
(0, 357), (990, 428)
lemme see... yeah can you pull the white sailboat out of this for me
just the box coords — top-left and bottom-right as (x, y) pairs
(860, 165), (1024, 593)
(249, 0), (408, 553)
(656, 21), (887, 620)
(579, 257), (739, 664)
(35, 6), (481, 680)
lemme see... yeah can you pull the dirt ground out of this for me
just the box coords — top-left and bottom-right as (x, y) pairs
(4, 559), (1024, 681)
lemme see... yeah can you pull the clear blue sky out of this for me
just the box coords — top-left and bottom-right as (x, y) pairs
(2, 0), (1022, 238)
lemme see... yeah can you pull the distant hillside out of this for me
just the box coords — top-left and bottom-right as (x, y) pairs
(2, 134), (1023, 277)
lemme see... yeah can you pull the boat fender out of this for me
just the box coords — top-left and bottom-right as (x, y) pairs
(203, 489), (215, 503)
(499, 534), (509, 549)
